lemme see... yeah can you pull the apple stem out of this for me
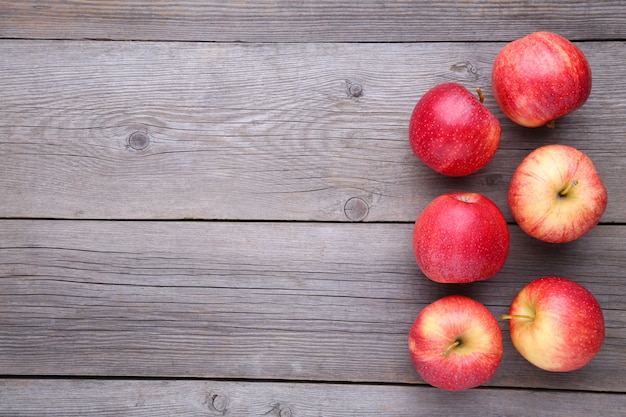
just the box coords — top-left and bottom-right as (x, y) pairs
(501, 314), (534, 321)
(476, 88), (485, 103)
(546, 120), (556, 128)
(559, 180), (579, 197)
(443, 340), (461, 357)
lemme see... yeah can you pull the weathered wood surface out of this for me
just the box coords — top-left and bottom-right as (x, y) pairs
(1, 1), (625, 415)
(1, 40), (625, 222)
(0, 220), (623, 392)
(1, 0), (625, 42)
(1, 379), (624, 417)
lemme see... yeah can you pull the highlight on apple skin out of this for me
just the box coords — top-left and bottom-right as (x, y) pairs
(502, 276), (605, 372)
(408, 295), (503, 391)
(413, 192), (510, 283)
(408, 82), (501, 176)
(508, 144), (607, 243)
(492, 31), (592, 128)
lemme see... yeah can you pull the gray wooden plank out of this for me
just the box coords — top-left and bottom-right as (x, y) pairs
(1, 1), (625, 42)
(1, 40), (624, 222)
(0, 379), (623, 417)
(0, 220), (623, 392)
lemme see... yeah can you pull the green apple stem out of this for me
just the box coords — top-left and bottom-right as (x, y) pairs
(559, 180), (579, 197)
(442, 340), (461, 357)
(476, 88), (485, 103)
(501, 314), (534, 321)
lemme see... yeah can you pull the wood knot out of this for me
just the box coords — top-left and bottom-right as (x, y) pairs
(450, 61), (479, 80)
(128, 131), (150, 150)
(346, 80), (363, 98)
(267, 403), (294, 417)
(279, 406), (293, 417)
(207, 392), (229, 415)
(344, 197), (369, 221)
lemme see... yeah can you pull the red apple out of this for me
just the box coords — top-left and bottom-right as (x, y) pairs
(408, 82), (501, 176)
(492, 31), (592, 128)
(409, 295), (503, 390)
(502, 276), (605, 372)
(413, 192), (510, 283)
(508, 144), (607, 243)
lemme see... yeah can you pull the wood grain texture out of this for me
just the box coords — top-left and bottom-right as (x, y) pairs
(1, 1), (625, 411)
(1, 0), (625, 42)
(0, 220), (623, 392)
(1, 379), (624, 417)
(1, 40), (624, 222)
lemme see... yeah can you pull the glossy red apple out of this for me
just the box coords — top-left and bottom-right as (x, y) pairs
(492, 31), (592, 128)
(502, 276), (605, 372)
(409, 295), (503, 390)
(413, 192), (510, 283)
(508, 144), (607, 243)
(408, 82), (501, 176)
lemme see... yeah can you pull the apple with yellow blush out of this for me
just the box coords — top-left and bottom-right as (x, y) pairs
(508, 144), (607, 243)
(408, 295), (503, 390)
(502, 276), (605, 372)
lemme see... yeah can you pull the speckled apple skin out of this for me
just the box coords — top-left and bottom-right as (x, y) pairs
(492, 31), (592, 127)
(413, 192), (510, 283)
(408, 295), (503, 391)
(409, 82), (501, 176)
(506, 276), (605, 372)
